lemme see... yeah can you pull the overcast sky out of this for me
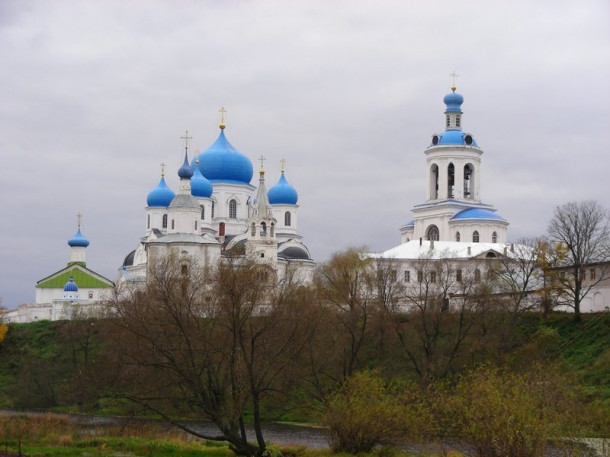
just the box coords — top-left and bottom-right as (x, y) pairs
(1, 0), (609, 308)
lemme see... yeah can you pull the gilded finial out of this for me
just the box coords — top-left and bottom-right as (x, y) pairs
(449, 70), (459, 92)
(219, 107), (227, 130)
(280, 158), (286, 174)
(76, 212), (83, 229)
(259, 155), (266, 174)
(160, 162), (166, 177)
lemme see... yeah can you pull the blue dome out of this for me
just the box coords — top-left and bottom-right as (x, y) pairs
(64, 276), (78, 292)
(268, 173), (298, 205)
(451, 208), (505, 221)
(432, 130), (478, 147)
(147, 176), (175, 207)
(178, 153), (193, 179)
(68, 228), (90, 247)
(191, 165), (213, 198)
(196, 129), (253, 184)
(444, 90), (464, 113)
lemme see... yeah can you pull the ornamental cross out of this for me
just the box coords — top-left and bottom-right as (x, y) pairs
(160, 162), (166, 176)
(76, 212), (83, 228)
(450, 70), (459, 88)
(181, 130), (193, 151)
(219, 107), (227, 124)
(280, 158), (286, 173)
(259, 155), (266, 169)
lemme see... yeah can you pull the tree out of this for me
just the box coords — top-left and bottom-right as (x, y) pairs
(322, 370), (432, 454)
(547, 200), (610, 320)
(105, 254), (315, 457)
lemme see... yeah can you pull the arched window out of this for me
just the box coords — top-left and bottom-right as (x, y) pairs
(448, 163), (455, 198)
(455, 231), (461, 242)
(473, 231), (479, 243)
(284, 211), (291, 226)
(229, 199), (237, 219)
(211, 201), (215, 218)
(194, 220), (198, 231)
(426, 225), (439, 241)
(162, 214), (168, 229)
(261, 222), (267, 236)
(430, 164), (439, 199)
(201, 206), (205, 220)
(492, 231), (497, 243)
(474, 268), (481, 282)
(270, 223), (275, 237)
(147, 214), (150, 229)
(464, 164), (474, 199)
(171, 219), (175, 230)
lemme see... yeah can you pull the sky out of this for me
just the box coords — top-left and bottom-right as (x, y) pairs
(1, 0), (609, 308)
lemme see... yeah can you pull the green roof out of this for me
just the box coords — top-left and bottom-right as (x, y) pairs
(37, 266), (113, 289)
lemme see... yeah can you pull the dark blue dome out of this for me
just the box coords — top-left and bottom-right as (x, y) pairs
(451, 208), (505, 221)
(191, 165), (213, 198)
(178, 153), (193, 179)
(196, 129), (253, 184)
(444, 90), (464, 113)
(147, 176), (175, 207)
(64, 276), (78, 292)
(268, 173), (298, 205)
(68, 228), (90, 247)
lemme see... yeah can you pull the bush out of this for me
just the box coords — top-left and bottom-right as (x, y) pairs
(322, 371), (432, 454)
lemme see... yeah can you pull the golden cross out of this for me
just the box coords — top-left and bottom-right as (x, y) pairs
(450, 70), (459, 90)
(181, 130), (193, 151)
(219, 107), (227, 128)
(259, 155), (266, 170)
(161, 162), (166, 176)
(76, 212), (83, 228)
(280, 158), (286, 173)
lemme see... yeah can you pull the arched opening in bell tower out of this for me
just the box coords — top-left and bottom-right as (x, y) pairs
(448, 163), (455, 198)
(464, 164), (474, 199)
(430, 164), (439, 200)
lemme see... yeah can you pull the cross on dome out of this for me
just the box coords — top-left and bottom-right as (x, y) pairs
(160, 162), (166, 177)
(449, 70), (459, 92)
(259, 155), (266, 172)
(280, 158), (286, 173)
(219, 107), (227, 129)
(76, 212), (83, 228)
(181, 130), (193, 152)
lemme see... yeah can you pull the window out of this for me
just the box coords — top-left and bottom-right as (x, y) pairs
(201, 206), (205, 220)
(456, 115), (461, 127)
(181, 264), (188, 275)
(492, 231), (497, 243)
(162, 214), (168, 229)
(270, 223), (275, 237)
(404, 270), (410, 282)
(261, 222), (267, 236)
(88, 291), (93, 299)
(590, 268), (596, 281)
(474, 269), (481, 282)
(455, 231), (461, 242)
(251, 222), (256, 236)
(194, 221), (198, 231)
(285, 211), (291, 226)
(211, 201), (215, 218)
(456, 269), (462, 282)
(390, 270), (397, 282)
(473, 231), (480, 243)
(171, 219), (175, 230)
(426, 225), (439, 241)
(229, 199), (237, 219)
(260, 252), (265, 258)
(446, 115), (450, 127)
(417, 270), (423, 283)
(430, 271), (437, 283)
(448, 163), (455, 198)
(147, 214), (150, 229)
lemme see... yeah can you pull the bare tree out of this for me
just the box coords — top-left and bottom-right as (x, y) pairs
(547, 200), (610, 320)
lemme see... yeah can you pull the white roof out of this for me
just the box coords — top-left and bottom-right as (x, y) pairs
(371, 240), (515, 260)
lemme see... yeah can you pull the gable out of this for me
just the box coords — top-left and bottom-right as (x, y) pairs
(37, 265), (114, 289)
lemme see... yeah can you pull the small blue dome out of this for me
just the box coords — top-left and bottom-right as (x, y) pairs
(178, 153), (194, 179)
(68, 228), (90, 247)
(147, 176), (175, 207)
(444, 90), (464, 113)
(432, 130), (478, 147)
(268, 173), (298, 205)
(196, 129), (253, 184)
(191, 165), (213, 198)
(451, 208), (505, 221)
(64, 276), (78, 292)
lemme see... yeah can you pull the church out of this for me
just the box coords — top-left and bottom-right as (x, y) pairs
(118, 113), (315, 288)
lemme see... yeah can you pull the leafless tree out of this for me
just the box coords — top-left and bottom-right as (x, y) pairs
(547, 200), (610, 320)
